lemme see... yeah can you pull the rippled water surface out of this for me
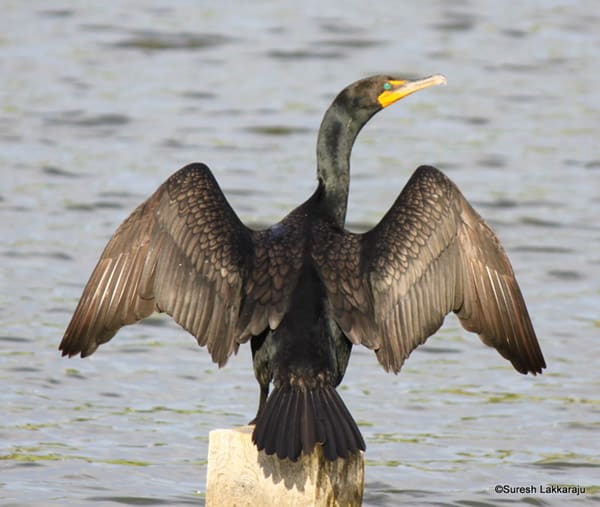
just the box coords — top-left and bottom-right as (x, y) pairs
(1, 2), (599, 506)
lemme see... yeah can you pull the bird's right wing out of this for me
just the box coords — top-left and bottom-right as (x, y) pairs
(314, 165), (545, 374)
(60, 163), (304, 366)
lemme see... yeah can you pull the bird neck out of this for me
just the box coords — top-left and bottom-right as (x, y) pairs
(316, 103), (364, 227)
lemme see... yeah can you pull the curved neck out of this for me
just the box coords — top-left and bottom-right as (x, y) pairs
(316, 103), (368, 227)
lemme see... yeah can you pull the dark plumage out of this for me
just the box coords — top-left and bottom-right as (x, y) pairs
(60, 74), (545, 462)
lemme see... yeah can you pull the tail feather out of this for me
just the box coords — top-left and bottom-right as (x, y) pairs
(323, 385), (364, 455)
(320, 397), (340, 460)
(322, 386), (354, 459)
(252, 384), (365, 461)
(257, 387), (286, 456)
(301, 391), (316, 456)
(286, 389), (302, 460)
(308, 390), (325, 445)
(252, 393), (272, 450)
(275, 389), (296, 459)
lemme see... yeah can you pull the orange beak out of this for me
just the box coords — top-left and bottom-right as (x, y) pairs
(378, 74), (447, 108)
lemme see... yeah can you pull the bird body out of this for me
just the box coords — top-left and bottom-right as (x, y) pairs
(60, 74), (545, 462)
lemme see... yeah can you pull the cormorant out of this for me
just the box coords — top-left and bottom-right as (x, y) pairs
(60, 74), (546, 462)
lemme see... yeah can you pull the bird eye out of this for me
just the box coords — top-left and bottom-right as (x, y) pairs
(383, 82), (392, 91)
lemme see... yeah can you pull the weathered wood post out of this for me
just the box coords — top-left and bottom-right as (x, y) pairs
(206, 426), (364, 506)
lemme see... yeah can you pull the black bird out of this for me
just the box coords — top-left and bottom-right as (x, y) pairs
(60, 74), (545, 462)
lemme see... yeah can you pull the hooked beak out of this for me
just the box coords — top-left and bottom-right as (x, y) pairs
(378, 74), (447, 108)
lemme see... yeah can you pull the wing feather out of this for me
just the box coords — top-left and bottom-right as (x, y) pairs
(60, 163), (304, 366)
(314, 165), (545, 375)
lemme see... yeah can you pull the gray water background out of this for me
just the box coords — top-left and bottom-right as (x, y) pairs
(1, 1), (599, 505)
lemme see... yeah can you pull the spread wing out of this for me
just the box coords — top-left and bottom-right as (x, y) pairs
(313, 165), (546, 374)
(59, 163), (304, 366)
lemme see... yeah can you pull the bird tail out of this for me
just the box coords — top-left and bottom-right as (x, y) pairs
(252, 384), (365, 461)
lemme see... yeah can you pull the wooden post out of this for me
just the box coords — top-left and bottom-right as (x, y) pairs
(206, 426), (364, 506)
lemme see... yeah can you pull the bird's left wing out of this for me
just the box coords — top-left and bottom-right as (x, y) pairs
(60, 163), (303, 366)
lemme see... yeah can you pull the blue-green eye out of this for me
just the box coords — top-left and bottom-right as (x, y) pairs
(383, 82), (392, 91)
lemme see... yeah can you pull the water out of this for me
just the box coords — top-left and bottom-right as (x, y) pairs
(1, 1), (599, 505)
